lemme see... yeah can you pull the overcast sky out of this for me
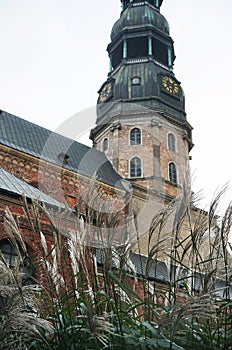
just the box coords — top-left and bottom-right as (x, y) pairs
(0, 0), (231, 213)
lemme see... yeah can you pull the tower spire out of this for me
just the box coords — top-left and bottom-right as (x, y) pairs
(121, 0), (163, 11)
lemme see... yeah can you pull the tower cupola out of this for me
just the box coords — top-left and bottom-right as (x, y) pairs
(109, 1), (172, 71)
(94, 0), (188, 125)
(111, 2), (170, 42)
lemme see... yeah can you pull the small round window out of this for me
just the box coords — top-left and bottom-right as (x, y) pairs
(132, 77), (141, 85)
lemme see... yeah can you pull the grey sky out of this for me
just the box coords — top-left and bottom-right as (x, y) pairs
(0, 0), (231, 211)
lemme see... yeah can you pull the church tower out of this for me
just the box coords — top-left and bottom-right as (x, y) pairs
(90, 0), (193, 202)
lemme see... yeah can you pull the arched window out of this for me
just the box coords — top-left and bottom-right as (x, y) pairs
(130, 157), (142, 178)
(102, 138), (109, 152)
(168, 162), (177, 184)
(168, 133), (176, 151)
(130, 128), (141, 145)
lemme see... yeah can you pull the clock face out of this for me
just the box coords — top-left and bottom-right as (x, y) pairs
(162, 76), (179, 95)
(99, 82), (113, 102)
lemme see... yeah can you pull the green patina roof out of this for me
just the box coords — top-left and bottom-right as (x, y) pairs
(111, 3), (169, 40)
(96, 1), (187, 126)
(96, 61), (186, 124)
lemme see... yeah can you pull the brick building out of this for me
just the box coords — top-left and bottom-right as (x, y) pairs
(0, 0), (224, 296)
(0, 110), (130, 276)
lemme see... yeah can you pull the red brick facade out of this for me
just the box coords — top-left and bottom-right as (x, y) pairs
(0, 138), (129, 286)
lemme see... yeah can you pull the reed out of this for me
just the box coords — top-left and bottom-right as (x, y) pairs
(0, 187), (231, 349)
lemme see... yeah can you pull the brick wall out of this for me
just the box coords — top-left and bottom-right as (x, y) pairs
(0, 145), (125, 209)
(94, 116), (190, 200)
(0, 141), (128, 288)
(0, 196), (52, 284)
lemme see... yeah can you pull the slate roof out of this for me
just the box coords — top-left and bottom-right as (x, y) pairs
(0, 168), (66, 208)
(0, 110), (129, 191)
(96, 249), (232, 298)
(130, 251), (169, 283)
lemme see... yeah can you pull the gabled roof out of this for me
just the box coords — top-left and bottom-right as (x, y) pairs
(0, 111), (129, 191)
(0, 168), (66, 208)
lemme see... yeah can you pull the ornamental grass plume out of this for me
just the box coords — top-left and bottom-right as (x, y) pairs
(0, 208), (53, 350)
(0, 186), (231, 349)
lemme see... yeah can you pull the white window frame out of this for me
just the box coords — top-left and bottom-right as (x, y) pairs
(129, 156), (143, 178)
(129, 127), (142, 146)
(167, 132), (177, 152)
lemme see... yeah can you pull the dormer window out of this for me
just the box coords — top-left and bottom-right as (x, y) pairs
(58, 152), (69, 165)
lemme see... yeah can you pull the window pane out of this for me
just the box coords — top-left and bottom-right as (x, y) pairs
(0, 242), (18, 267)
(0, 240), (36, 285)
(102, 138), (109, 152)
(130, 128), (141, 145)
(168, 133), (176, 151)
(169, 162), (177, 184)
(130, 157), (142, 178)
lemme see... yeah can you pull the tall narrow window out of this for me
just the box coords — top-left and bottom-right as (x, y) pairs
(130, 157), (142, 178)
(168, 133), (176, 151)
(152, 38), (169, 66)
(169, 162), (177, 184)
(130, 128), (141, 145)
(102, 138), (109, 153)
